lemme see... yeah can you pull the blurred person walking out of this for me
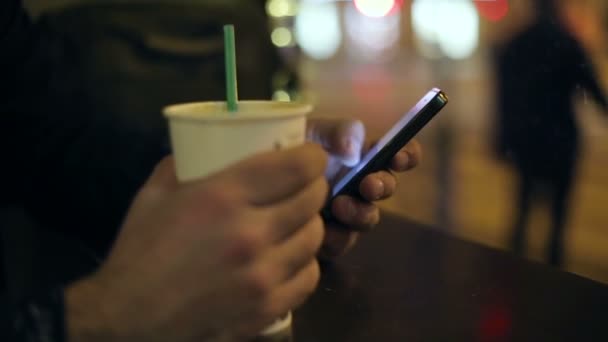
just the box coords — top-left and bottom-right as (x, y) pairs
(494, 0), (608, 266)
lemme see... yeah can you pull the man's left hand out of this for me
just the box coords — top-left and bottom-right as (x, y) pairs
(307, 118), (422, 259)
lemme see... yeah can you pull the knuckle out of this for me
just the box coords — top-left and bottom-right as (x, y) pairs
(197, 182), (241, 214)
(288, 145), (327, 181)
(243, 267), (274, 298)
(246, 152), (274, 172)
(361, 208), (380, 231)
(285, 159), (312, 183)
(227, 229), (265, 263)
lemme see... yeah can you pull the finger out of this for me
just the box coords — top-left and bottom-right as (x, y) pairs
(389, 150), (410, 172)
(307, 118), (365, 167)
(264, 259), (320, 318)
(265, 177), (329, 242)
(139, 155), (179, 199)
(218, 177), (327, 267)
(226, 143), (328, 205)
(318, 228), (359, 260)
(391, 139), (422, 171)
(330, 196), (380, 232)
(233, 258), (320, 337)
(148, 155), (178, 185)
(265, 215), (324, 283)
(359, 171), (397, 201)
(123, 156), (179, 235)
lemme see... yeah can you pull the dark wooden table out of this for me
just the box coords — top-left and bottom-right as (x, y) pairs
(5, 210), (608, 341)
(294, 213), (608, 341)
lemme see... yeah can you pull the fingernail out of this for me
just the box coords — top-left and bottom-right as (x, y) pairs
(351, 140), (362, 163)
(341, 137), (352, 153)
(341, 138), (361, 167)
(375, 179), (385, 200)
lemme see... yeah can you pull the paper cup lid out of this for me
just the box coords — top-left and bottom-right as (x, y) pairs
(164, 101), (312, 123)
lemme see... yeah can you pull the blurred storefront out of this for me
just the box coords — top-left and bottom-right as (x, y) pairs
(268, 0), (608, 282)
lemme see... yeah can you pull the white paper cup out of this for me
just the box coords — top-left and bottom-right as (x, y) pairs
(164, 100), (312, 337)
(164, 101), (312, 182)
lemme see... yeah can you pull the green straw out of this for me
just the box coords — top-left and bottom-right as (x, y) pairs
(224, 25), (239, 112)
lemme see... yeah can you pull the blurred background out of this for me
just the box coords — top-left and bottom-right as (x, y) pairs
(19, 0), (608, 283)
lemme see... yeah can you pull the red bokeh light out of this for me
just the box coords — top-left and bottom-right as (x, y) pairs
(475, 0), (510, 22)
(351, 66), (393, 111)
(389, 0), (405, 16)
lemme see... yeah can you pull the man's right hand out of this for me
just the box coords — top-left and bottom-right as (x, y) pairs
(65, 143), (328, 342)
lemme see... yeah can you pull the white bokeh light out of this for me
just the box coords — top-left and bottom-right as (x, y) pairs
(411, 0), (479, 60)
(354, 0), (395, 18)
(436, 1), (479, 59)
(294, 1), (342, 60)
(345, 3), (401, 61)
(412, 0), (437, 44)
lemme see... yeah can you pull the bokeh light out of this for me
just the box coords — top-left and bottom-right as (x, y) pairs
(436, 0), (479, 59)
(354, 0), (398, 18)
(345, 3), (401, 62)
(474, 0), (509, 22)
(295, 1), (342, 60)
(271, 27), (294, 47)
(351, 65), (393, 110)
(412, 0), (438, 45)
(412, 0), (479, 60)
(272, 90), (291, 102)
(266, 0), (298, 18)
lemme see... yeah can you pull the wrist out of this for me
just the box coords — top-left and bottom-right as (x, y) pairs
(65, 275), (122, 342)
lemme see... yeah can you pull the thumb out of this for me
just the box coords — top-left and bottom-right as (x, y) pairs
(118, 155), (178, 238)
(139, 155), (179, 200)
(307, 119), (365, 167)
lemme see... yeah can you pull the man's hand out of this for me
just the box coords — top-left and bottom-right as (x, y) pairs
(66, 144), (329, 342)
(307, 118), (422, 259)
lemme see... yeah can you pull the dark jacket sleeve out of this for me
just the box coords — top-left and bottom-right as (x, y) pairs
(0, 287), (66, 342)
(1, 1), (152, 340)
(1, 3), (68, 341)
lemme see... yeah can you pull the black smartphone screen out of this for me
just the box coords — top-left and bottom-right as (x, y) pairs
(329, 88), (448, 201)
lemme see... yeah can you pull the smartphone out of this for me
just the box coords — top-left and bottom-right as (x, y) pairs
(322, 88), (448, 220)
